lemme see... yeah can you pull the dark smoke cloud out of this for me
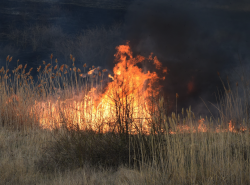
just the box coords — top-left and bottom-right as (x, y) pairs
(123, 0), (250, 116)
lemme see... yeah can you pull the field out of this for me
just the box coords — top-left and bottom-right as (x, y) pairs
(1, 1), (250, 184)
(0, 43), (250, 185)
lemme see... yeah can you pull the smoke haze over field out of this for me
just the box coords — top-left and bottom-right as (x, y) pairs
(123, 0), (250, 115)
(0, 0), (250, 116)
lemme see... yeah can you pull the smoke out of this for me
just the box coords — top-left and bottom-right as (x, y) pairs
(1, 0), (250, 117)
(0, 0), (125, 78)
(123, 0), (250, 116)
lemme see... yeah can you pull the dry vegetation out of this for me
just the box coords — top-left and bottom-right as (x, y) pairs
(0, 52), (250, 185)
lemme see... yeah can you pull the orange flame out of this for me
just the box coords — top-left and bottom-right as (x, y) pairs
(87, 68), (96, 75)
(29, 43), (166, 133)
(4, 43), (249, 135)
(169, 119), (248, 134)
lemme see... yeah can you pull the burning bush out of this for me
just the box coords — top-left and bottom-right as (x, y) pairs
(1, 43), (250, 184)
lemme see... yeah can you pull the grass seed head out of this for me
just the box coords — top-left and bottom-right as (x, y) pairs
(60, 64), (64, 72)
(37, 66), (41, 72)
(0, 67), (4, 72)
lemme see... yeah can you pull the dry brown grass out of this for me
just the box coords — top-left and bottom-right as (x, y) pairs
(0, 127), (145, 185)
(0, 56), (250, 185)
(1, 126), (250, 185)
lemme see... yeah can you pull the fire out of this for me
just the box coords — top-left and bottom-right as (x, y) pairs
(169, 119), (248, 134)
(3, 43), (249, 135)
(187, 77), (195, 94)
(29, 43), (166, 133)
(197, 118), (208, 132)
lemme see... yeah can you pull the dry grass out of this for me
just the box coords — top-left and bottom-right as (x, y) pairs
(0, 55), (250, 185)
(0, 127), (145, 185)
(1, 126), (250, 185)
